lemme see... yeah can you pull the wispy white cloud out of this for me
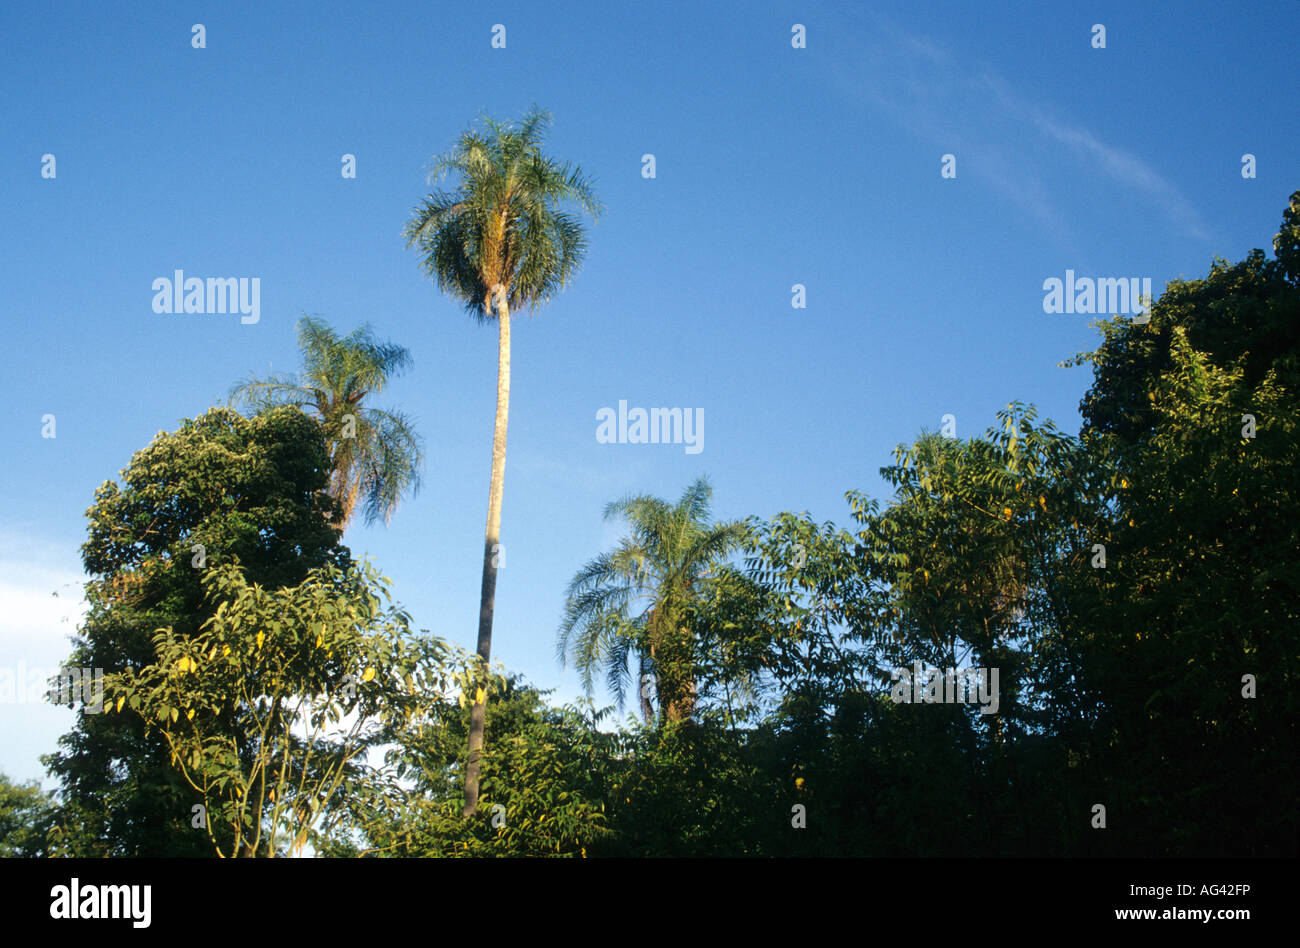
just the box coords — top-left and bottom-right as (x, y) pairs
(822, 8), (1212, 243)
(976, 72), (1211, 241)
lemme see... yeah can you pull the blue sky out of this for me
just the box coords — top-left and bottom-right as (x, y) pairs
(2, 0), (1297, 785)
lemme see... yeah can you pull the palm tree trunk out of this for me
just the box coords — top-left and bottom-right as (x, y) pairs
(654, 622), (697, 725)
(463, 286), (511, 817)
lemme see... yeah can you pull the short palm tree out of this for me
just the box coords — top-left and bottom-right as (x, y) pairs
(558, 477), (749, 727)
(404, 105), (601, 816)
(230, 315), (424, 529)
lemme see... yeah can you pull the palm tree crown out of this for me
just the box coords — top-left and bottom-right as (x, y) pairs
(403, 104), (602, 319)
(558, 477), (749, 725)
(230, 315), (424, 528)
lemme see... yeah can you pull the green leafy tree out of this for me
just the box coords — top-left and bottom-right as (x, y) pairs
(104, 559), (450, 857)
(862, 408), (1089, 725)
(231, 314), (424, 529)
(1060, 191), (1300, 854)
(739, 405), (1102, 856)
(558, 477), (749, 726)
(594, 717), (774, 857)
(857, 408), (1100, 852)
(328, 677), (610, 857)
(405, 105), (601, 815)
(0, 774), (58, 857)
(44, 406), (347, 856)
(743, 509), (884, 718)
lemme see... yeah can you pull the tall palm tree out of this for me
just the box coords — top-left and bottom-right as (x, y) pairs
(230, 315), (424, 529)
(558, 477), (749, 727)
(404, 105), (601, 816)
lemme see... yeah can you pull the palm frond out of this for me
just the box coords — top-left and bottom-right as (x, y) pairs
(228, 375), (311, 413)
(406, 106), (600, 321)
(233, 315), (424, 530)
(355, 407), (425, 526)
(557, 477), (749, 722)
